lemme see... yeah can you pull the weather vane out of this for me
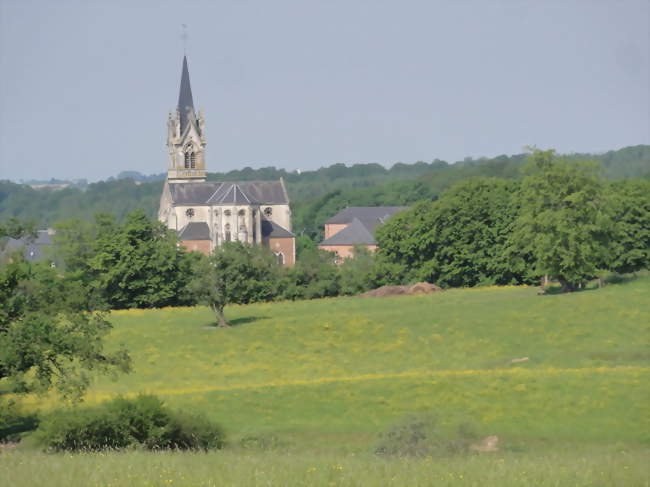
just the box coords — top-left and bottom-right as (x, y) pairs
(181, 24), (188, 55)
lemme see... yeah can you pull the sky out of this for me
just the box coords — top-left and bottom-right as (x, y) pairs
(0, 0), (648, 182)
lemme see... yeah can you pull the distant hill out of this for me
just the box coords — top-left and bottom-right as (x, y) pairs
(1, 145), (647, 227)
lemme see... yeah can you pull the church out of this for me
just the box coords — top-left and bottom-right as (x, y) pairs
(158, 57), (295, 266)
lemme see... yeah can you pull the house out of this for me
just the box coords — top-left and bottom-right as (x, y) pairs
(318, 206), (408, 260)
(1, 229), (55, 264)
(157, 56), (295, 265)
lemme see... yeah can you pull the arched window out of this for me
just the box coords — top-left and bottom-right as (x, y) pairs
(264, 207), (273, 218)
(224, 210), (231, 217)
(184, 152), (191, 169)
(185, 208), (195, 218)
(224, 223), (231, 242)
(190, 152), (196, 169)
(275, 252), (284, 265)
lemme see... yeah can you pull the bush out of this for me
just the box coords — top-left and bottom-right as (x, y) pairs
(375, 414), (478, 457)
(34, 395), (225, 451)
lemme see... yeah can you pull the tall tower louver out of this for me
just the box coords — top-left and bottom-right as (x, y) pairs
(166, 56), (207, 181)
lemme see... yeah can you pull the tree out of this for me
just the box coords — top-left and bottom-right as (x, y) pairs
(190, 242), (279, 327)
(607, 179), (650, 274)
(1, 220), (130, 399)
(87, 211), (196, 309)
(514, 149), (612, 291)
(374, 178), (530, 287)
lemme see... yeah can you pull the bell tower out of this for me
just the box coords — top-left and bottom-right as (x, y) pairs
(167, 56), (207, 182)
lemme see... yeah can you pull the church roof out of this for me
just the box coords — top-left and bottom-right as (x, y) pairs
(178, 222), (211, 241)
(177, 56), (196, 135)
(169, 180), (289, 206)
(319, 218), (376, 246)
(261, 219), (294, 238)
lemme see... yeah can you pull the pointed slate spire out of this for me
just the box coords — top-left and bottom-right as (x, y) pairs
(177, 56), (195, 134)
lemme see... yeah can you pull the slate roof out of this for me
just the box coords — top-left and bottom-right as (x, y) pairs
(325, 206), (408, 233)
(177, 56), (196, 135)
(169, 180), (289, 206)
(261, 219), (294, 238)
(178, 222), (211, 241)
(319, 218), (376, 246)
(1, 230), (54, 261)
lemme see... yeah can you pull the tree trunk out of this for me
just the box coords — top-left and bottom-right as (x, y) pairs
(558, 278), (575, 293)
(211, 303), (229, 327)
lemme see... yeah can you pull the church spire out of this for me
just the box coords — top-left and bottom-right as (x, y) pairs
(178, 55), (195, 134)
(166, 55), (206, 182)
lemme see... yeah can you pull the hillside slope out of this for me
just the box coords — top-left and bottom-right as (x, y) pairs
(24, 276), (650, 448)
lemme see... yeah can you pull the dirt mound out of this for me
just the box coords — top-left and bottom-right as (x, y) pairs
(361, 282), (443, 297)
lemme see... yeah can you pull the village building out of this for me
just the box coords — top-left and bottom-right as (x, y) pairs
(318, 206), (408, 261)
(158, 56), (295, 265)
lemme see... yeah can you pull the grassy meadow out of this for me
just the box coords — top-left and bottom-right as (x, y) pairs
(2, 276), (649, 485)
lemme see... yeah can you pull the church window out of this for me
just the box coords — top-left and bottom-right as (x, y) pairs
(185, 208), (195, 218)
(264, 207), (273, 217)
(184, 152), (190, 168)
(275, 252), (284, 265)
(224, 210), (231, 217)
(213, 209), (219, 216)
(190, 152), (196, 168)
(238, 209), (246, 216)
(224, 223), (231, 242)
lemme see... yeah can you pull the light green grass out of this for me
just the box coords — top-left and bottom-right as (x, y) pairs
(4, 277), (650, 485)
(1, 448), (648, 487)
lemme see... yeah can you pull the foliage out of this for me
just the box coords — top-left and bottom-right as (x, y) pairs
(190, 242), (280, 326)
(374, 178), (532, 287)
(34, 395), (225, 451)
(278, 247), (340, 300)
(607, 179), (650, 274)
(2, 145), (646, 229)
(0, 252), (130, 399)
(49, 211), (198, 310)
(338, 246), (376, 295)
(514, 150), (612, 291)
(375, 414), (477, 457)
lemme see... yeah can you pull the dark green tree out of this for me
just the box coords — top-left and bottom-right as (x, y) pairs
(607, 179), (650, 274)
(88, 210), (196, 309)
(374, 178), (528, 287)
(514, 149), (612, 291)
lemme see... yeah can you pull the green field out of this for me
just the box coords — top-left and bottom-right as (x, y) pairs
(3, 277), (650, 485)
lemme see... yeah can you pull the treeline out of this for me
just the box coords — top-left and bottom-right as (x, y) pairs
(1, 145), (648, 228)
(6, 150), (643, 318)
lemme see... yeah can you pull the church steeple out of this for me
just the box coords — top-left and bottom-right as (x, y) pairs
(178, 56), (195, 135)
(166, 56), (206, 182)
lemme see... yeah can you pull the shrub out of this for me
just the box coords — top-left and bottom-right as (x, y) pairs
(34, 395), (225, 451)
(375, 414), (478, 457)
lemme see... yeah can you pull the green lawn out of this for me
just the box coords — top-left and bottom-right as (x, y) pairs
(3, 276), (650, 485)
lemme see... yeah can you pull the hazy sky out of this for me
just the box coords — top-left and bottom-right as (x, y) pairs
(1, 0), (648, 182)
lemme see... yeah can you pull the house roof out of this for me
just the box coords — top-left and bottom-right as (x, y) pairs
(319, 218), (376, 246)
(325, 206), (408, 232)
(261, 219), (294, 238)
(169, 180), (289, 206)
(178, 222), (211, 241)
(1, 230), (54, 261)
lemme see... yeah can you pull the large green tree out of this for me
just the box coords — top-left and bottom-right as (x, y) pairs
(514, 149), (612, 291)
(0, 221), (130, 399)
(374, 177), (530, 287)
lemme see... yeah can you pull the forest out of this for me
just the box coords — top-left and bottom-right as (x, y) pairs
(1, 145), (648, 241)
